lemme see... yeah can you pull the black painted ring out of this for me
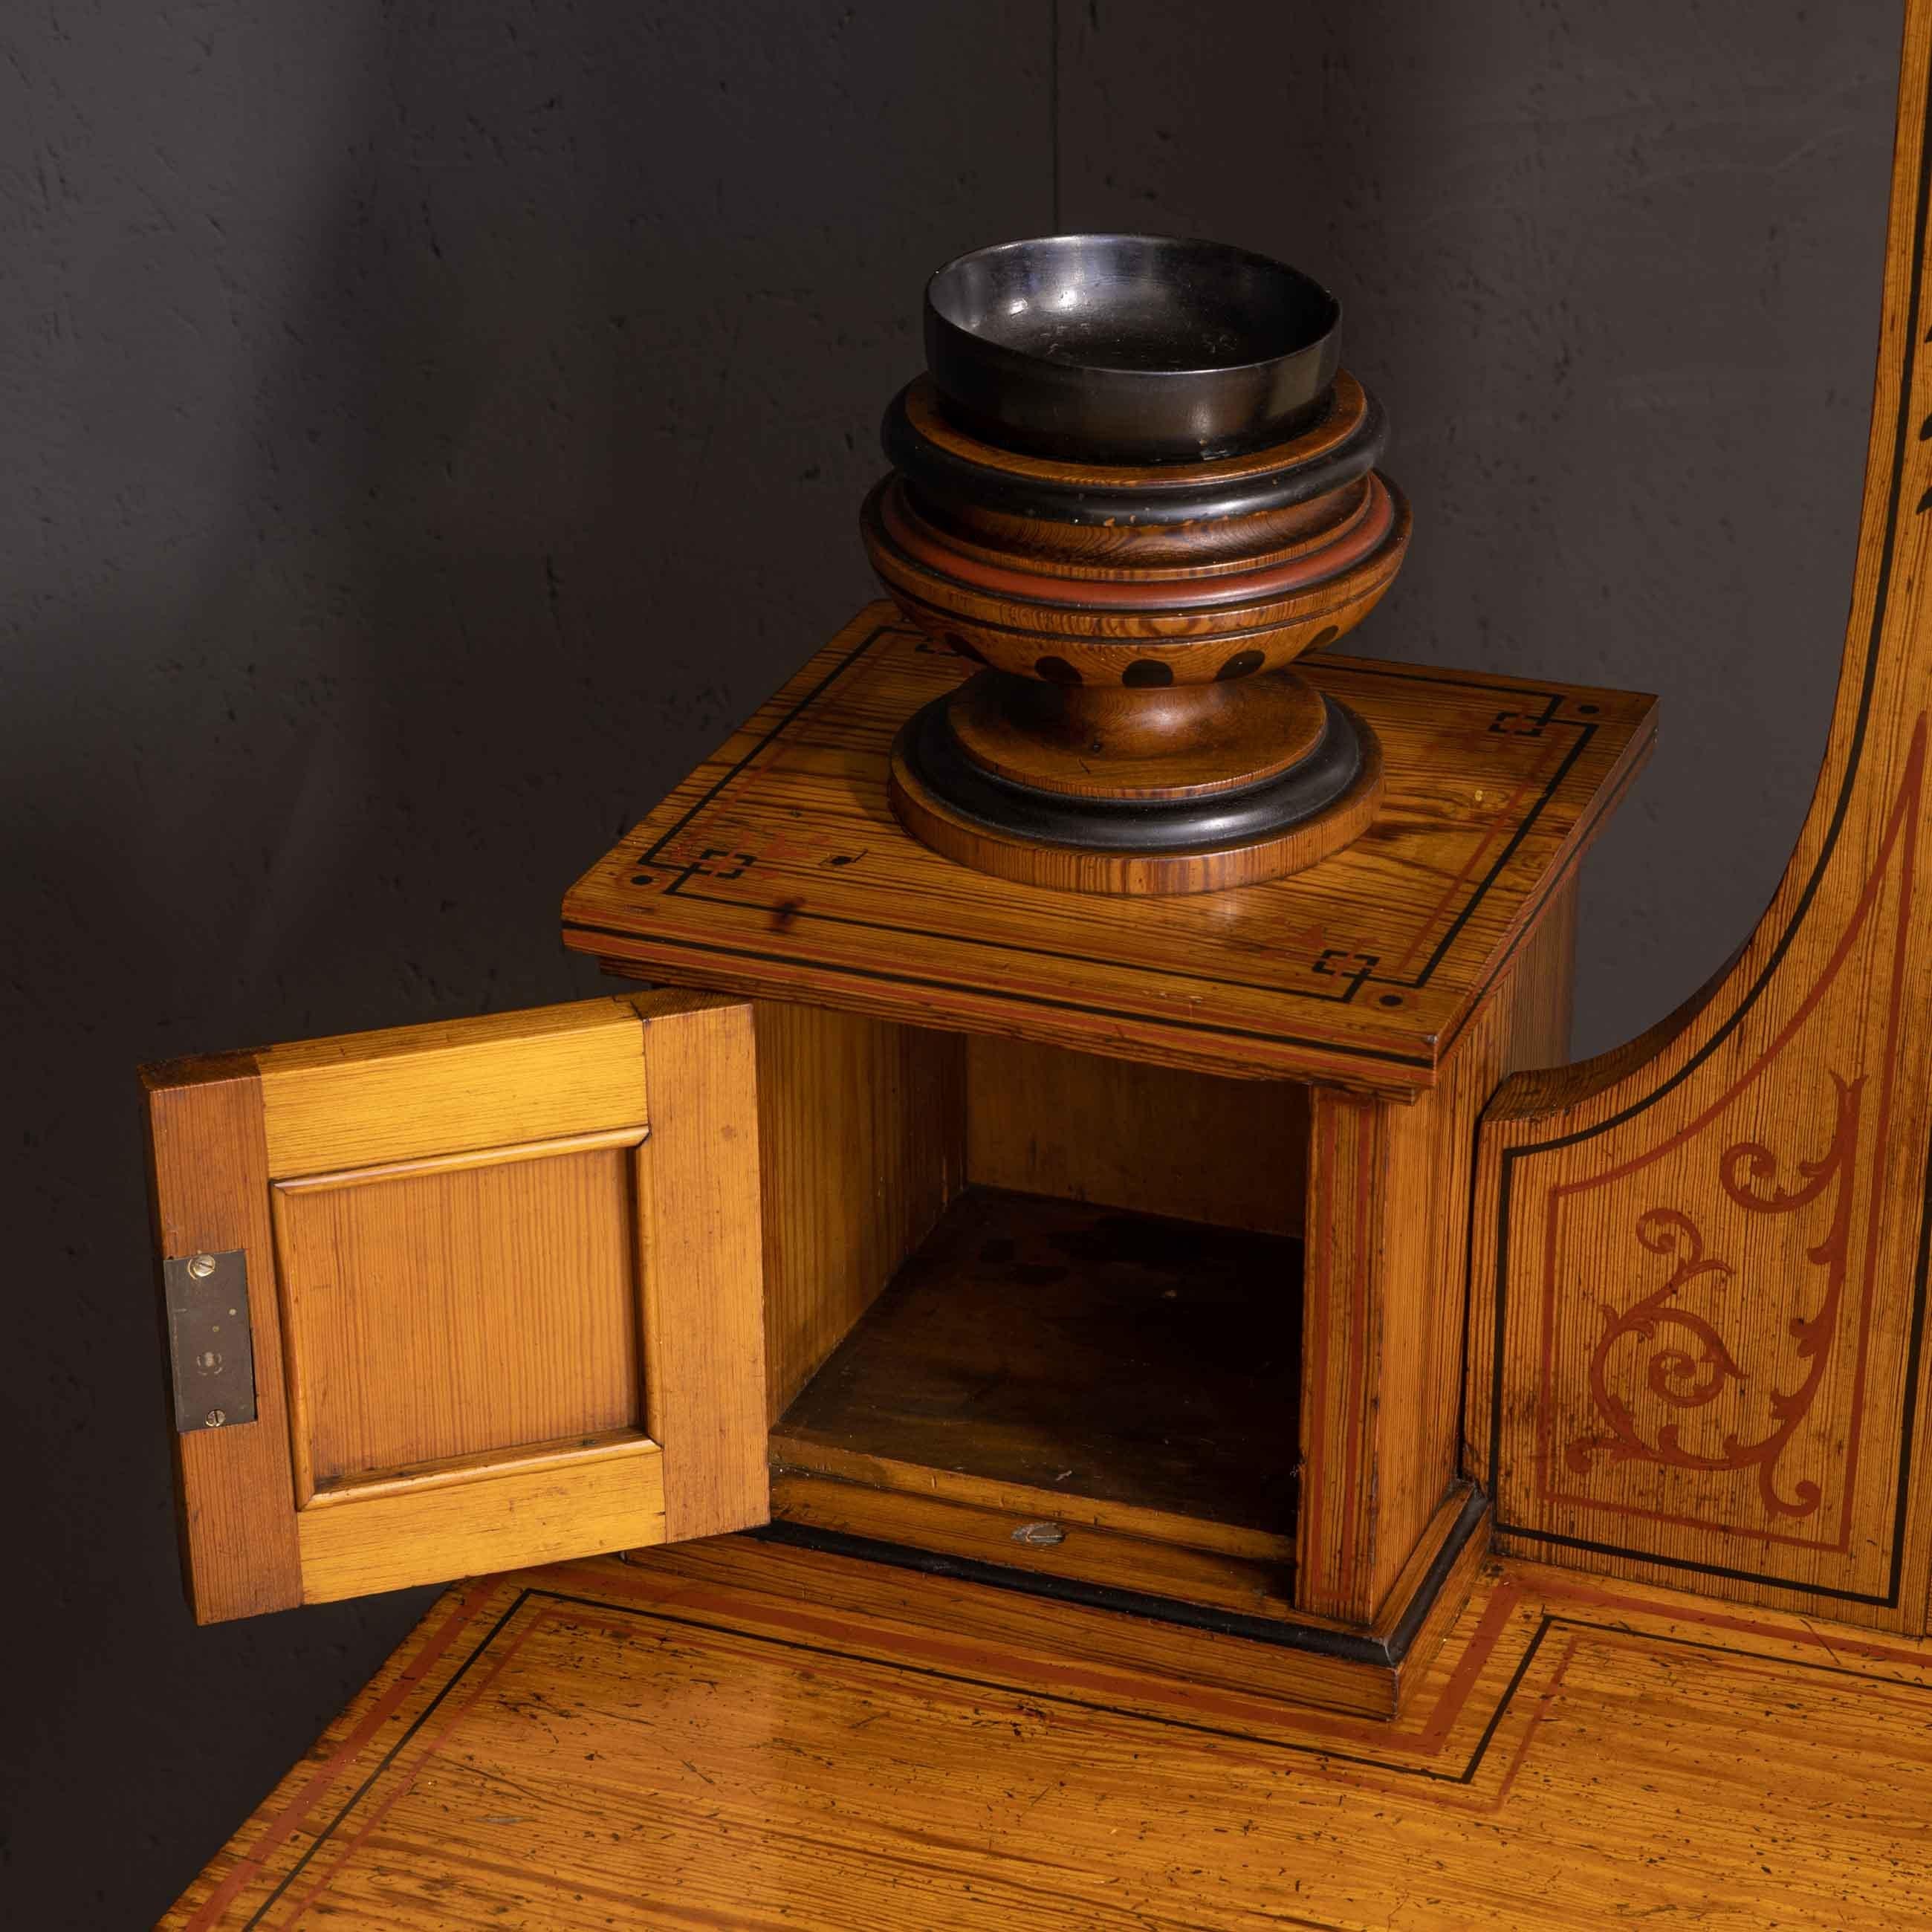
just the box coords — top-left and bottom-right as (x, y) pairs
(901, 692), (1366, 853)
(881, 380), (1387, 530)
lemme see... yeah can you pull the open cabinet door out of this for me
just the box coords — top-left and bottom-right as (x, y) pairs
(141, 991), (768, 1624)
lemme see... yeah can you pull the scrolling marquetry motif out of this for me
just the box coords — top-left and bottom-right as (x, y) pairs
(1469, 4), (1932, 1633)
(1565, 1075), (1865, 1524)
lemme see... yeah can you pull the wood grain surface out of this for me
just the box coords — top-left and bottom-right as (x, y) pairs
(886, 695), (1387, 895)
(965, 1033), (1308, 1234)
(163, 1537), (1932, 1931)
(754, 1003), (963, 1422)
(274, 1142), (643, 1498)
(1299, 884), (1575, 1623)
(632, 996), (769, 1541)
(140, 991), (772, 1620)
(563, 604), (1653, 1094)
(141, 1057), (305, 1623)
(1469, 0), (1932, 1630)
(771, 1186), (1302, 1543)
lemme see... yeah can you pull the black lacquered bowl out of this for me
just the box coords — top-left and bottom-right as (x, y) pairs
(924, 233), (1341, 464)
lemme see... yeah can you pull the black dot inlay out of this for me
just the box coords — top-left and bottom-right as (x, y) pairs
(1036, 655), (1082, 685)
(1216, 649), (1266, 681)
(1577, 703), (1600, 716)
(1378, 992), (1404, 1008)
(1310, 625), (1340, 649)
(1122, 659), (1175, 687)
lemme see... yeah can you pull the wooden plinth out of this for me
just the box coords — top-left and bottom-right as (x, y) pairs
(563, 605), (1656, 1095)
(562, 607), (1653, 1673)
(763, 1179), (1488, 1709)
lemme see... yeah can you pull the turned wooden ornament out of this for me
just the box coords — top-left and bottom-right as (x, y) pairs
(861, 237), (1410, 895)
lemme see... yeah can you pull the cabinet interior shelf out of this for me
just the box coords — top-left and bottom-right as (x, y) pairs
(771, 1184), (1306, 1615)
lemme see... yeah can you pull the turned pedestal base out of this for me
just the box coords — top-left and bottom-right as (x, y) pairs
(889, 671), (1384, 895)
(863, 373), (1408, 895)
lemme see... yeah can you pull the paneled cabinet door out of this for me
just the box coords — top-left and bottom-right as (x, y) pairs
(141, 991), (768, 1624)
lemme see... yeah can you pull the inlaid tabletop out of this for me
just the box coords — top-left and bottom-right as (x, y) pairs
(162, 1540), (1932, 1929)
(563, 603), (1656, 1094)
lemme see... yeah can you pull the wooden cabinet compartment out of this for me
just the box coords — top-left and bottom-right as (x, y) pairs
(138, 604), (1654, 1722)
(757, 1016), (1312, 1625)
(557, 605), (1653, 1682)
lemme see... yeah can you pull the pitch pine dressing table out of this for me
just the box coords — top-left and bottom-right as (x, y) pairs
(143, 8), (1932, 1920)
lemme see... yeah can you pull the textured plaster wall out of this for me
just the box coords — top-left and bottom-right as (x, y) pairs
(0, 2), (1900, 1922)
(1055, 1), (1896, 1055)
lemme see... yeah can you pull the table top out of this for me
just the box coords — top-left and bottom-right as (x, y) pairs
(161, 1538), (1932, 1928)
(563, 603), (1656, 1094)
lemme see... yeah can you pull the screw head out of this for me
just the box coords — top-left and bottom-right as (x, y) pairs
(196, 1349), (224, 1373)
(1011, 1521), (1066, 1548)
(187, 1253), (218, 1280)
(204, 1409), (227, 1428)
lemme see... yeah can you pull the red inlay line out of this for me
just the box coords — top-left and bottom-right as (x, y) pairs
(1533, 1571), (1932, 1676)
(1836, 720), (1925, 1546)
(185, 1574), (1563, 1916)
(1412, 1577), (1529, 1753)
(539, 1560), (1535, 1763)
(1532, 723), (1928, 1549)
(179, 1582), (500, 1931)
(1487, 1633), (1583, 1812)
(521, 1596), (1547, 1794)
(347, 1836), (816, 1931)
(879, 472), (1392, 610)
(275, 1609), (557, 1926)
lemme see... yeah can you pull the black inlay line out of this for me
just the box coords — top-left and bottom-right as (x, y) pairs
(633, 623), (894, 871)
(1884, 1121), (1932, 1600)
(1499, 1096), (1932, 1607)
(1552, 1613), (1932, 1690)
(751, 1491), (1488, 1665)
(244, 1591), (535, 1931)
(751, 1518), (1390, 1655)
(533, 1588), (1533, 1783)
(1500, 1525), (1902, 1603)
(1393, 721), (1596, 993)
(667, 710), (1599, 1006)
(1430, 724), (1655, 1066)
(563, 921), (1438, 1069)
(1488, 39), (1932, 1584)
(657, 768), (1589, 1010)
(607, 620), (1621, 1017)
(250, 1578), (1932, 1899)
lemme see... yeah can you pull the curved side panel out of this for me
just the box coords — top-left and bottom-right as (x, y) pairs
(1469, 4), (1932, 1629)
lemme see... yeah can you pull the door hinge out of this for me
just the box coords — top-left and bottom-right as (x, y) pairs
(162, 1248), (259, 1433)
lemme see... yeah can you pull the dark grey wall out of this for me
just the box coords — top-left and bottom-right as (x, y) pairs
(1055, 4), (1896, 1054)
(0, 3), (1899, 1922)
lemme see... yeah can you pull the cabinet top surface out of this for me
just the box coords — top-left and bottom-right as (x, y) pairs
(563, 603), (1655, 1092)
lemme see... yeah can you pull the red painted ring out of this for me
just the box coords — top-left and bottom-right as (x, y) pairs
(879, 473), (1398, 612)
